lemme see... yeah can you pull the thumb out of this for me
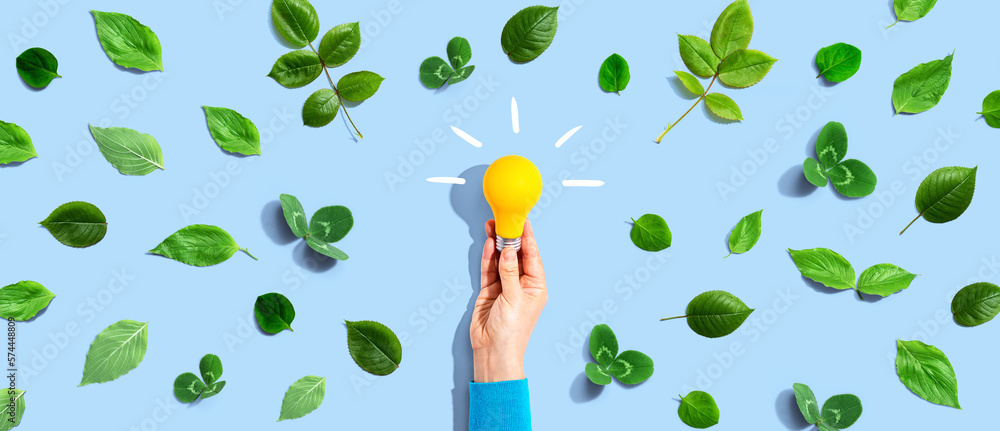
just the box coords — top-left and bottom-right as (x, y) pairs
(498, 247), (523, 300)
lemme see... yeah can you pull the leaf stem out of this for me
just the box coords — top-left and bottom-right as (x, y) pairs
(308, 43), (364, 139)
(655, 74), (718, 143)
(887, 19), (899, 29)
(660, 315), (687, 321)
(855, 288), (864, 300)
(899, 211), (925, 235)
(242, 248), (258, 261)
(724, 253), (732, 259)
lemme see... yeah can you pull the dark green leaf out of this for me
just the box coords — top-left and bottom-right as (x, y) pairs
(16, 47), (60, 88)
(270, 0), (320, 48)
(201, 380), (226, 399)
(951, 282), (1000, 327)
(302, 89), (340, 127)
(892, 52), (953, 114)
(608, 350), (654, 385)
(717, 49), (776, 88)
(816, 43), (862, 82)
(978, 90), (1000, 128)
(89, 125), (164, 175)
(199, 354), (223, 385)
(678, 34), (719, 78)
(704, 93), (743, 121)
(449, 65), (475, 85)
(891, 0), (938, 26)
(79, 320), (148, 386)
(149, 225), (254, 267)
(828, 159), (877, 198)
(318, 22), (360, 67)
(727, 209), (762, 256)
(306, 237), (349, 260)
(278, 376), (325, 421)
(710, 0), (753, 60)
(821, 394), (863, 429)
(173, 372), (205, 403)
(584, 362), (612, 385)
(803, 158), (828, 187)
(279, 194), (309, 238)
(629, 214), (671, 252)
(203, 106), (261, 156)
(679, 290), (753, 338)
(0, 280), (55, 321)
(903, 166), (977, 233)
(267, 50), (323, 88)
(419, 57), (453, 89)
(598, 53), (630, 94)
(346, 320), (402, 376)
(309, 205), (353, 243)
(447, 36), (472, 70)
(678, 391), (720, 428)
(675, 70), (705, 95)
(91, 11), (162, 71)
(0, 121), (37, 165)
(40, 201), (107, 248)
(896, 339), (960, 409)
(815, 121), (848, 167)
(857, 264), (916, 297)
(588, 324), (618, 368)
(792, 383), (821, 424)
(255, 292), (295, 334)
(337, 71), (383, 102)
(788, 248), (855, 290)
(500, 5), (559, 63)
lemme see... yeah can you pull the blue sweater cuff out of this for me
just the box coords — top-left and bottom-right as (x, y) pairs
(469, 379), (532, 431)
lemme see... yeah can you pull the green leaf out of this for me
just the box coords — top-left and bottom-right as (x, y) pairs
(16, 47), (60, 88)
(727, 209), (762, 256)
(674, 290), (753, 338)
(0, 281), (55, 321)
(717, 49), (776, 88)
(891, 0), (938, 26)
(199, 354), (223, 385)
(710, 0), (753, 60)
(337, 71), (383, 102)
(346, 320), (402, 376)
(678, 391), (720, 429)
(254, 292), (296, 334)
(951, 282), (1000, 327)
(704, 93), (743, 121)
(815, 121), (848, 167)
(0, 120), (37, 165)
(828, 159), (877, 198)
(678, 35), (719, 78)
(598, 53), (630, 94)
(309, 205), (353, 243)
(302, 89), (340, 127)
(201, 380), (226, 399)
(803, 158), (828, 187)
(895, 339), (960, 409)
(0, 389), (25, 431)
(306, 237), (349, 260)
(449, 65), (475, 85)
(89, 125), (164, 176)
(675, 70), (705, 95)
(892, 52), (953, 114)
(447, 36), (472, 70)
(79, 320), (148, 386)
(318, 22), (360, 67)
(588, 324), (618, 368)
(279, 194), (309, 238)
(90, 11), (162, 71)
(500, 5), (559, 63)
(788, 248), (855, 290)
(203, 106), (261, 156)
(629, 214), (671, 252)
(419, 57), (453, 89)
(584, 362), (612, 385)
(173, 372), (205, 403)
(39, 201), (107, 248)
(903, 166), (977, 234)
(267, 50), (323, 88)
(820, 394), (863, 429)
(978, 90), (1000, 128)
(815, 43), (862, 82)
(792, 383), (821, 424)
(149, 224), (255, 267)
(608, 350), (654, 385)
(270, 0), (320, 48)
(278, 375), (326, 421)
(857, 264), (916, 297)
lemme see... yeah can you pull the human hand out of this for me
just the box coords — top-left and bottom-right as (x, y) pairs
(470, 219), (548, 383)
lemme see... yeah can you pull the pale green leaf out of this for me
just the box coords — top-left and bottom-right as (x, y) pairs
(278, 376), (326, 421)
(704, 93), (743, 121)
(0, 121), (37, 165)
(0, 281), (55, 321)
(203, 106), (261, 156)
(89, 125), (164, 176)
(678, 34), (719, 78)
(79, 320), (148, 386)
(91, 11), (162, 71)
(727, 209), (762, 256)
(788, 248), (855, 290)
(149, 225), (254, 267)
(892, 53), (953, 114)
(717, 49), (776, 88)
(896, 339), (960, 408)
(710, 0), (753, 60)
(857, 264), (916, 297)
(675, 70), (704, 95)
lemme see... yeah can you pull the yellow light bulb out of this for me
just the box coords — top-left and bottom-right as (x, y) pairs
(482, 155), (543, 251)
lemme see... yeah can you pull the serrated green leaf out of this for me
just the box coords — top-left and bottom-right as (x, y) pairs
(278, 375), (325, 421)
(89, 125), (164, 176)
(891, 0), (938, 27)
(678, 34), (719, 78)
(821, 394), (863, 429)
(704, 93), (743, 121)
(447, 36), (472, 70)
(449, 65), (475, 85)
(816, 43), (862, 82)
(896, 339), (960, 409)
(203, 106), (261, 156)
(16, 47), (60, 88)
(173, 372), (205, 403)
(584, 362), (612, 385)
(306, 237), (349, 260)
(608, 350), (654, 385)
(255, 293), (295, 334)
(270, 0), (319, 48)
(717, 49), (776, 88)
(39, 201), (107, 248)
(630, 214), (671, 252)
(91, 11), (162, 71)
(419, 57), (453, 89)
(79, 320), (148, 386)
(199, 354), (223, 385)
(149, 225), (254, 267)
(588, 324), (618, 368)
(309, 205), (353, 243)
(803, 158), (828, 187)
(598, 53), (630, 94)
(828, 159), (877, 198)
(857, 264), (916, 297)
(346, 320), (402, 376)
(500, 5), (559, 63)
(302, 89), (340, 127)
(792, 383), (821, 424)
(674, 290), (753, 338)
(951, 282), (1000, 327)
(727, 209), (762, 256)
(0, 281), (55, 321)
(675, 70), (705, 95)
(337, 71), (383, 102)
(978, 90), (1000, 128)
(0, 120), (36, 165)
(318, 22), (360, 67)
(815, 121), (848, 167)
(788, 248), (855, 290)
(710, 0), (753, 60)
(279, 194), (309, 238)
(268, 50), (323, 88)
(678, 391), (720, 428)
(902, 166), (977, 234)
(892, 53), (953, 114)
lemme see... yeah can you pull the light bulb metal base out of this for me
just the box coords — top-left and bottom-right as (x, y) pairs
(495, 236), (521, 252)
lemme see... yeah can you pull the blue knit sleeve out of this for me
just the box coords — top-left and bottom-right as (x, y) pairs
(469, 379), (532, 431)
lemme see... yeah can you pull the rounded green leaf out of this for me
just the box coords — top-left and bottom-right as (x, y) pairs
(816, 43), (862, 82)
(173, 372), (205, 403)
(678, 34), (719, 78)
(0, 281), (55, 321)
(448, 65), (476, 85)
(346, 320), (402, 376)
(678, 391), (720, 428)
(255, 293), (295, 334)
(914, 166), (977, 224)
(337, 71), (384, 102)
(608, 350), (654, 385)
(788, 248), (856, 290)
(675, 70), (705, 95)
(500, 5), (559, 63)
(89, 125), (164, 176)
(270, 0), (320, 48)
(447, 36), (472, 70)
(203, 106), (261, 156)
(306, 236), (349, 260)
(91, 11), (162, 71)
(710, 0), (753, 60)
(302, 89), (340, 127)
(279, 194), (309, 238)
(978, 90), (1000, 128)
(40, 201), (107, 248)
(199, 354), (223, 385)
(704, 93), (743, 121)
(318, 22), (361, 67)
(598, 53), (630, 94)
(951, 282), (1000, 327)
(584, 362), (612, 385)
(149, 225), (252, 267)
(419, 57), (453, 89)
(267, 50), (323, 88)
(0, 120), (37, 165)
(792, 383), (821, 424)
(892, 53), (953, 114)
(16, 47), (60, 88)
(803, 158), (828, 187)
(893, 0), (938, 25)
(309, 205), (354, 243)
(630, 214), (671, 252)
(828, 159), (877, 198)
(857, 263), (916, 297)
(820, 394), (863, 428)
(79, 320), (148, 386)
(717, 49), (776, 88)
(201, 380), (226, 399)
(895, 339), (960, 409)
(683, 290), (754, 338)
(278, 376), (325, 421)
(588, 324), (618, 368)
(727, 209), (762, 256)
(815, 121), (848, 167)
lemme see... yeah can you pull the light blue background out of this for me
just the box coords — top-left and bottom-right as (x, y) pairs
(2, 0), (996, 429)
